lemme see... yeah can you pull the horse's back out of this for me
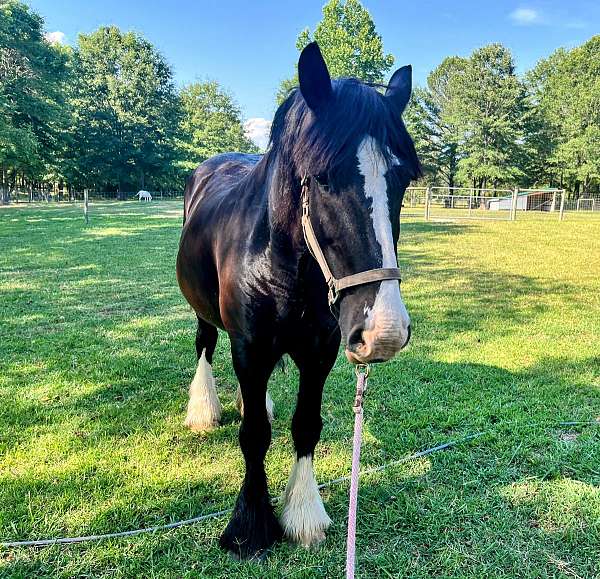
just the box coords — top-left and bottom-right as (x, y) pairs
(183, 153), (262, 223)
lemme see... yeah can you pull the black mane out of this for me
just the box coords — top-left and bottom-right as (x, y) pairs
(267, 78), (421, 180)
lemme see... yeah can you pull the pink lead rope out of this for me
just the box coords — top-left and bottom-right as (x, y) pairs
(346, 363), (369, 579)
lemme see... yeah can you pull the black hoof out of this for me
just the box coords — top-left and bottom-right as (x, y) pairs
(219, 494), (283, 560)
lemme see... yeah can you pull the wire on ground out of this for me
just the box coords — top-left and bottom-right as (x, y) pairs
(1, 420), (598, 549)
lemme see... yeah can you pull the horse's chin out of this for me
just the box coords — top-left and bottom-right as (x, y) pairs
(345, 349), (359, 364)
(345, 349), (389, 365)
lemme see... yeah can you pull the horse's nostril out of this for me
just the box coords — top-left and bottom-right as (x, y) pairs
(347, 325), (365, 352)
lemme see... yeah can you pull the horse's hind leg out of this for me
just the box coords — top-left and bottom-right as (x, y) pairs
(235, 385), (275, 423)
(184, 317), (220, 432)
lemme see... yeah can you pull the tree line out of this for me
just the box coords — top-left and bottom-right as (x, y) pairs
(0, 0), (256, 202)
(406, 38), (599, 195)
(1, 0), (598, 203)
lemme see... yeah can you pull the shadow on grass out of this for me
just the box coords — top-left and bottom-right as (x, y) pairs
(1, 354), (598, 532)
(1, 355), (599, 578)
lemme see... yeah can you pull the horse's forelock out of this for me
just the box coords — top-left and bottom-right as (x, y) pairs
(267, 79), (421, 179)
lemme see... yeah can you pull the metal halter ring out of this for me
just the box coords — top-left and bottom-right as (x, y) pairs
(354, 363), (370, 378)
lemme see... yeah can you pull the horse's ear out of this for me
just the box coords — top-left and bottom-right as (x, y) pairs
(298, 42), (333, 112)
(385, 65), (412, 114)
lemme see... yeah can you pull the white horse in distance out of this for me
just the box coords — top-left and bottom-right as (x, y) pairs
(137, 190), (152, 202)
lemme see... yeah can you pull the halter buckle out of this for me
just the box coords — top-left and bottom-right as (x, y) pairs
(300, 175), (310, 216)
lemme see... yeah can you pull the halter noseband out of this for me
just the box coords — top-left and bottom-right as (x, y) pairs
(300, 174), (402, 306)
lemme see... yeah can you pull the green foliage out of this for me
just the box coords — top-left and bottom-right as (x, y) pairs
(404, 57), (466, 187)
(277, 0), (393, 104)
(527, 36), (600, 194)
(177, 82), (257, 172)
(452, 44), (528, 189)
(410, 37), (600, 194)
(0, 0), (70, 200)
(410, 45), (533, 190)
(0, 2), (256, 197)
(68, 26), (180, 192)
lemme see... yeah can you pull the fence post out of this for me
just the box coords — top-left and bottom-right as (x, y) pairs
(559, 190), (566, 221)
(84, 190), (89, 224)
(510, 187), (519, 221)
(425, 186), (431, 221)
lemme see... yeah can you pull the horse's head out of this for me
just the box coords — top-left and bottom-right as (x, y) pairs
(273, 43), (420, 364)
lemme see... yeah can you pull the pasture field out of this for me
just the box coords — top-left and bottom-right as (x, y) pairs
(1, 201), (599, 578)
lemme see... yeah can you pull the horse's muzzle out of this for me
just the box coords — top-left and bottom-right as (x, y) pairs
(345, 323), (411, 364)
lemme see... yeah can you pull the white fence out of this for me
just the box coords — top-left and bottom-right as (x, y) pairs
(403, 187), (572, 221)
(4, 190), (183, 203)
(572, 197), (600, 212)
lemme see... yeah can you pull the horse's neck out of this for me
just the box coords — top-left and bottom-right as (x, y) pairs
(264, 160), (305, 270)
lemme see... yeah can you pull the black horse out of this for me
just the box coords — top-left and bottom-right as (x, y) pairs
(176, 42), (420, 559)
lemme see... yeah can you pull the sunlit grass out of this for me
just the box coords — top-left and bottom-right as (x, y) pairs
(1, 200), (599, 577)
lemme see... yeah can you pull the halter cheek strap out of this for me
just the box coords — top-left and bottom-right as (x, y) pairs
(300, 175), (402, 306)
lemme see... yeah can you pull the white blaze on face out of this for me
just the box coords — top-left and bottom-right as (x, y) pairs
(357, 136), (410, 354)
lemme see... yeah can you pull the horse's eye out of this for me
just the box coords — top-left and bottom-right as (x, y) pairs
(314, 174), (330, 192)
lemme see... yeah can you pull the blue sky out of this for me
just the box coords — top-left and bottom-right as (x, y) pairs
(31, 0), (599, 147)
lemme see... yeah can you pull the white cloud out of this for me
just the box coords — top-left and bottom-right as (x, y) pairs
(509, 7), (541, 25)
(44, 31), (66, 45)
(244, 117), (271, 151)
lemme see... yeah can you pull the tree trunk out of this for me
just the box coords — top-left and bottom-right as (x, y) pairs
(0, 165), (6, 204)
(118, 179), (126, 201)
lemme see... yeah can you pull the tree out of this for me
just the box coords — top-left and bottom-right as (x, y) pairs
(409, 44), (530, 191)
(69, 26), (180, 194)
(0, 0), (70, 202)
(404, 57), (467, 188)
(177, 81), (257, 172)
(277, 0), (394, 103)
(451, 44), (528, 190)
(527, 36), (600, 195)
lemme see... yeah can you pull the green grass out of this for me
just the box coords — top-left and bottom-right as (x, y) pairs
(1, 201), (599, 578)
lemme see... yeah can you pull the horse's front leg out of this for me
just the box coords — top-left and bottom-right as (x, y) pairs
(219, 337), (283, 559)
(281, 333), (339, 547)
